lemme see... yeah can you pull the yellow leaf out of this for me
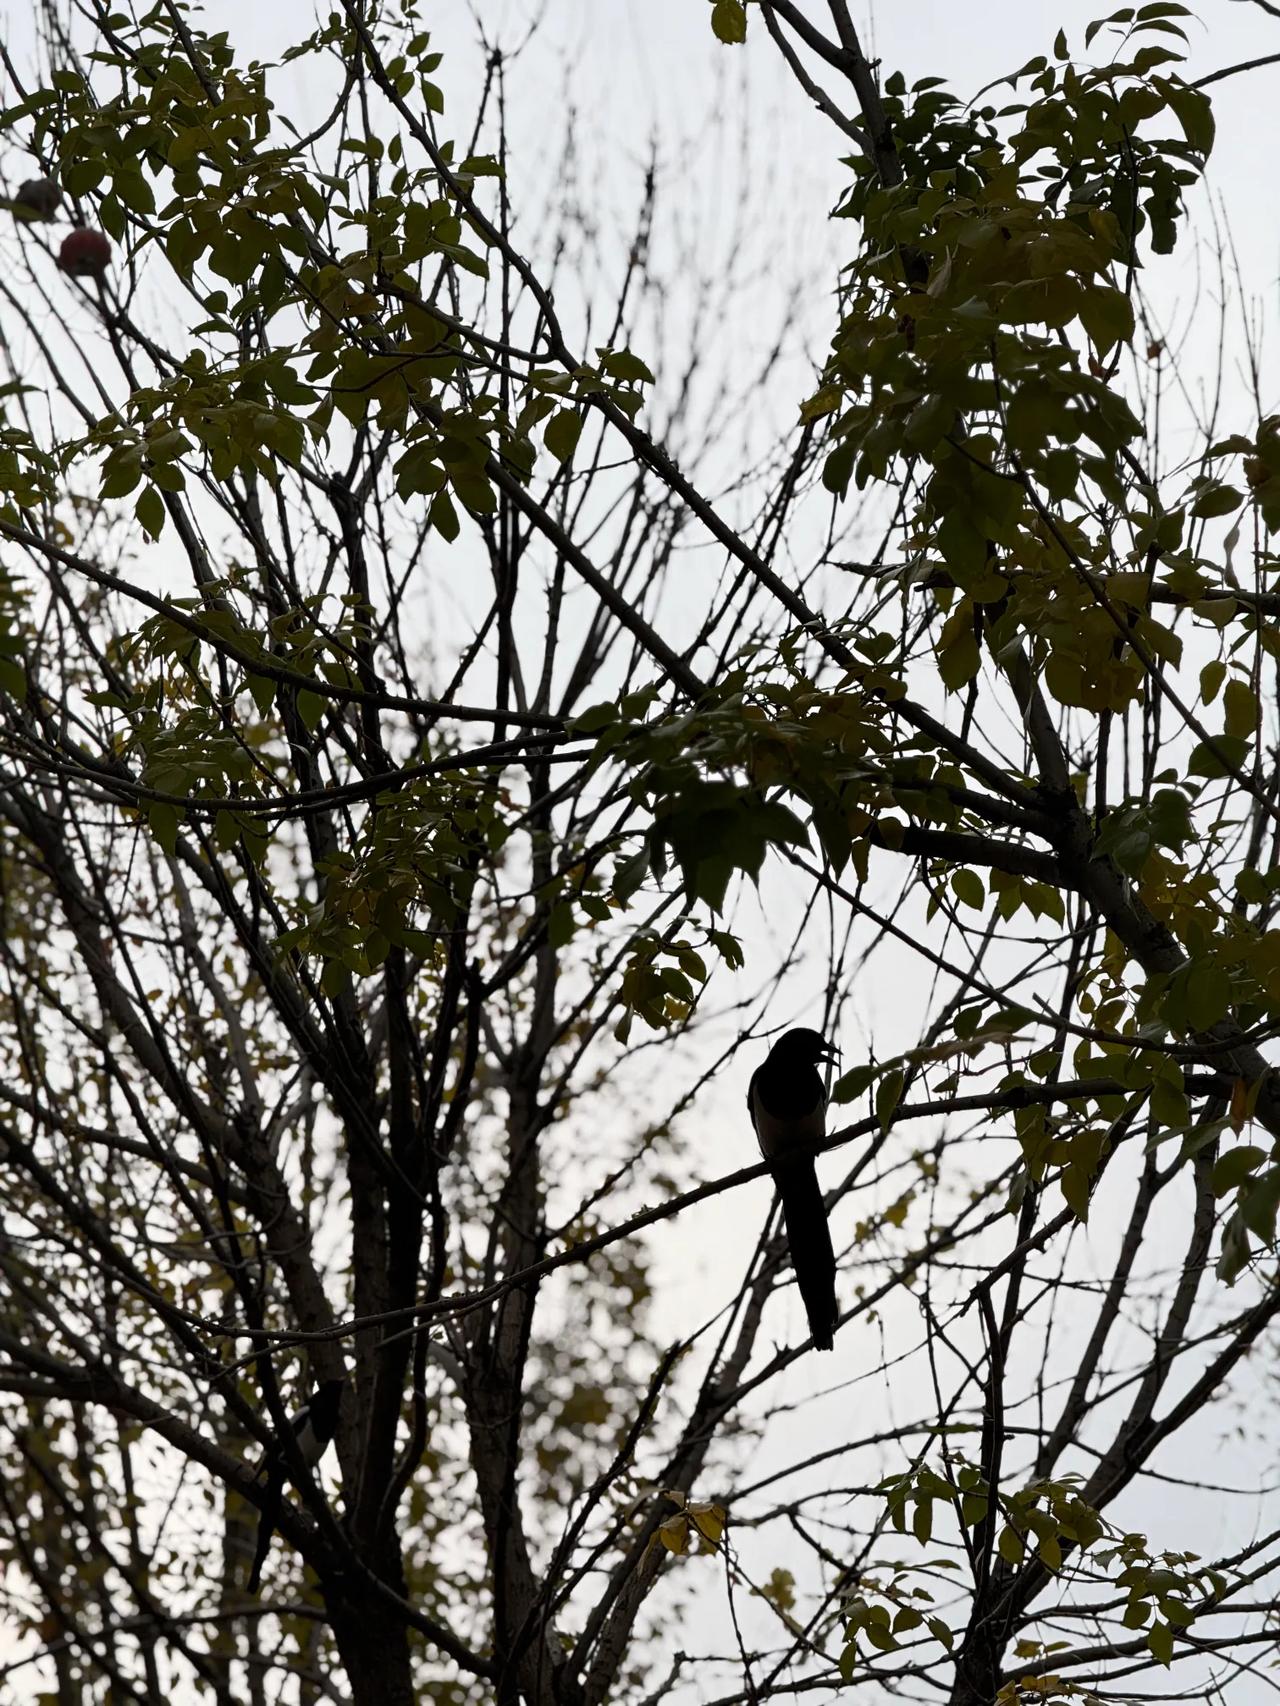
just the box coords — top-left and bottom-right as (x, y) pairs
(758, 1567), (796, 1612)
(658, 1514), (689, 1555)
(689, 1501), (726, 1548)
(710, 0), (747, 43)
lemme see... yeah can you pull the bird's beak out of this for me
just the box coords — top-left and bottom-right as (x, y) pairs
(818, 1040), (841, 1064)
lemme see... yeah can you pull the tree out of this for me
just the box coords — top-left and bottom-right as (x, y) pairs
(0, 1), (1277, 1702)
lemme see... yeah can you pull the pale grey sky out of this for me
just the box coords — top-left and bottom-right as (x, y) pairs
(3, 3), (1279, 1698)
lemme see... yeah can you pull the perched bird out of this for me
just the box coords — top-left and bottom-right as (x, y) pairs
(748, 1028), (840, 1351)
(246, 1377), (344, 1594)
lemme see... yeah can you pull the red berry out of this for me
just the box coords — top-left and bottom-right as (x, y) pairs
(59, 227), (111, 278)
(15, 177), (60, 220)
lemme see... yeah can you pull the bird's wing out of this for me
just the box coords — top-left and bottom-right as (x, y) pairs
(751, 1076), (826, 1160)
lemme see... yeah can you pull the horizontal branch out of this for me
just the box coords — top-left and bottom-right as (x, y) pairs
(181, 1072), (1231, 1353)
(2, 520), (562, 730)
(1194, 50), (1280, 88)
(2, 730), (585, 820)
(875, 821), (1063, 884)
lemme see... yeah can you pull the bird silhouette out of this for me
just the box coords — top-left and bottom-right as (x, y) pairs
(748, 1028), (839, 1350)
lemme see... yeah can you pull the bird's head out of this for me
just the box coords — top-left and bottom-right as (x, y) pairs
(767, 1027), (839, 1067)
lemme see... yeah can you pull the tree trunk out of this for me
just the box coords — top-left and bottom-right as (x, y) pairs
(328, 1590), (417, 1706)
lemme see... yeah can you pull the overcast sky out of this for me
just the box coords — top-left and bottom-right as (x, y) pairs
(5, 2), (1280, 1696)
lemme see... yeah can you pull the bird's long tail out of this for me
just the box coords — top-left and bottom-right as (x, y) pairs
(775, 1158), (838, 1351)
(246, 1469), (283, 1595)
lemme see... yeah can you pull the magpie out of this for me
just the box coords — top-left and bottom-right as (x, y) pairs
(748, 1028), (840, 1351)
(246, 1377), (345, 1594)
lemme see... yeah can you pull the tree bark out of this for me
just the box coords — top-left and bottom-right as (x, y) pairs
(328, 1589), (418, 1706)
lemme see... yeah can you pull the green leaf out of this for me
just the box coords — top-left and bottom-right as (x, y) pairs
(912, 1496), (933, 1544)
(1223, 678), (1260, 738)
(710, 928), (744, 970)
(1221, 1146), (1276, 1201)
(598, 347), (655, 385)
(1078, 285), (1135, 356)
(951, 869), (985, 910)
(904, 393), (955, 451)
(134, 484), (166, 540)
(998, 1526), (1025, 1566)
(101, 447), (144, 499)
(1216, 1208), (1251, 1282)
(799, 384), (841, 423)
(147, 801), (180, 855)
(1199, 660), (1225, 705)
(832, 1063), (877, 1104)
(710, 0), (748, 43)
(430, 490), (459, 541)
(296, 688), (325, 731)
(1184, 963), (1230, 1031)
(692, 852), (735, 913)
(1042, 447), (1081, 500)
(115, 168), (155, 216)
(545, 408), (583, 463)
(213, 810), (243, 852)
(1187, 734), (1249, 779)
(1240, 1166), (1280, 1242)
(459, 153), (503, 178)
(1147, 1619), (1174, 1667)
(1060, 1161), (1092, 1223)
(677, 945), (707, 982)
(1190, 483), (1242, 520)
(1150, 1074), (1189, 1132)
(451, 465), (497, 516)
(570, 701), (616, 735)
(1236, 867), (1268, 906)
(876, 1068), (904, 1134)
(823, 439), (855, 496)
(937, 605), (980, 692)
(864, 1620), (898, 1653)
(613, 844), (649, 903)
(247, 675), (276, 719)
(1165, 81), (1215, 156)
(1148, 789), (1193, 852)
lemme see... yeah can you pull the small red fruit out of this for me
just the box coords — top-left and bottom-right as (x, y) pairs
(58, 227), (111, 278)
(14, 177), (61, 220)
